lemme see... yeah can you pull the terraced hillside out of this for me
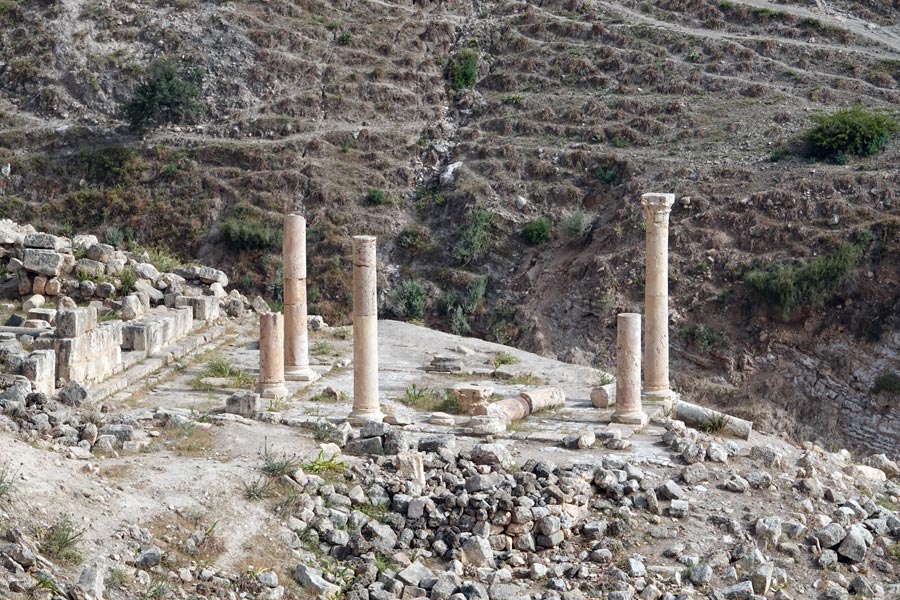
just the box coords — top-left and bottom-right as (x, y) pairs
(1, 0), (899, 454)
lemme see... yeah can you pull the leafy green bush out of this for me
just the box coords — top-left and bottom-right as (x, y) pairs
(397, 226), (431, 252)
(220, 217), (283, 251)
(452, 209), (493, 265)
(337, 31), (352, 46)
(744, 244), (860, 320)
(391, 280), (428, 321)
(804, 105), (898, 162)
(366, 188), (389, 205)
(80, 146), (138, 186)
(595, 166), (618, 184)
(522, 217), (551, 245)
(447, 49), (479, 90)
(123, 59), (205, 131)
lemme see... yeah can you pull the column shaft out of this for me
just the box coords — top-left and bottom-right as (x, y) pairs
(284, 214), (316, 381)
(641, 193), (675, 404)
(349, 235), (384, 425)
(258, 312), (288, 399)
(613, 313), (648, 425)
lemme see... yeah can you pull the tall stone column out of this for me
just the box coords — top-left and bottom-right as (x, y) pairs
(258, 312), (288, 400)
(613, 313), (648, 426)
(349, 235), (384, 425)
(641, 193), (676, 407)
(283, 214), (318, 381)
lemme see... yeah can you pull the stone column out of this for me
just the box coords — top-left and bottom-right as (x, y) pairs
(641, 193), (676, 407)
(613, 313), (648, 426)
(258, 312), (288, 400)
(349, 235), (384, 425)
(283, 214), (318, 381)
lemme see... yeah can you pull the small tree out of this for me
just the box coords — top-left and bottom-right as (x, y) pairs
(804, 105), (897, 162)
(391, 280), (428, 321)
(123, 59), (206, 131)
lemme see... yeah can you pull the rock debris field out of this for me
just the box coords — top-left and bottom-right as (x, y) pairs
(0, 308), (900, 600)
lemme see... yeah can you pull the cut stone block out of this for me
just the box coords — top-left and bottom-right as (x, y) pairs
(56, 307), (98, 338)
(226, 391), (260, 417)
(23, 249), (65, 277)
(176, 295), (219, 321)
(23, 349), (55, 396)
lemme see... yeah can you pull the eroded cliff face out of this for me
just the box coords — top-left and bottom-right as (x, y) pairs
(1, 0), (899, 454)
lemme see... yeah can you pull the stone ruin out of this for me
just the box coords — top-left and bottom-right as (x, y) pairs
(0, 219), (248, 406)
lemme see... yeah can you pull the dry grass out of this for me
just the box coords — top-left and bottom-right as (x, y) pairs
(145, 510), (226, 567)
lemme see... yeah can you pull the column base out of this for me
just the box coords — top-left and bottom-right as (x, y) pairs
(347, 408), (385, 427)
(642, 389), (679, 414)
(285, 366), (320, 382)
(258, 383), (289, 400)
(612, 410), (649, 427)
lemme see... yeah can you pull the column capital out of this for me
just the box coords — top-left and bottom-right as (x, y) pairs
(641, 193), (675, 226)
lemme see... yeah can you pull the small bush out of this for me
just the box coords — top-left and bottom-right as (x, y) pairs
(492, 351), (518, 369)
(123, 59), (205, 131)
(391, 280), (428, 321)
(768, 147), (789, 162)
(502, 95), (524, 105)
(561, 210), (589, 240)
(452, 209), (493, 265)
(81, 146), (138, 186)
(679, 324), (723, 351)
(366, 188), (389, 205)
(804, 105), (898, 162)
(447, 48), (479, 90)
(744, 244), (860, 320)
(522, 217), (551, 245)
(337, 31), (352, 45)
(397, 226), (430, 252)
(595, 166), (618, 184)
(873, 373), (900, 395)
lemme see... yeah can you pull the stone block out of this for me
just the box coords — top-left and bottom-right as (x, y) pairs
(23, 349), (55, 396)
(23, 249), (64, 277)
(32, 275), (47, 295)
(44, 278), (61, 296)
(225, 391), (259, 417)
(86, 243), (115, 263)
(56, 307), (97, 338)
(22, 294), (45, 311)
(74, 258), (105, 278)
(27, 308), (56, 326)
(176, 295), (219, 321)
(134, 279), (164, 304)
(520, 387), (565, 412)
(24, 233), (68, 251)
(122, 320), (164, 355)
(591, 383), (616, 408)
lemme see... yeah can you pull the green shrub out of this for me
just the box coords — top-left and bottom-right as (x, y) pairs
(119, 266), (137, 295)
(561, 210), (589, 240)
(391, 280), (428, 321)
(366, 188), (389, 205)
(80, 146), (138, 186)
(452, 209), (493, 265)
(595, 165), (618, 184)
(447, 49), (479, 90)
(123, 59), (206, 131)
(873, 372), (900, 395)
(0, 0), (14, 16)
(678, 324), (723, 351)
(502, 95), (524, 105)
(522, 217), (551, 245)
(397, 226), (430, 252)
(337, 31), (352, 46)
(220, 217), (282, 251)
(804, 105), (898, 162)
(744, 244), (860, 320)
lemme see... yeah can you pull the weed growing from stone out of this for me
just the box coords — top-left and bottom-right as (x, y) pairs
(303, 450), (346, 477)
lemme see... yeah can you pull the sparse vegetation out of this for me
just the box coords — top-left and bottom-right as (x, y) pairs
(261, 448), (303, 477)
(804, 106), (897, 162)
(492, 351), (518, 369)
(220, 216), (283, 251)
(561, 210), (589, 240)
(678, 324), (724, 351)
(699, 413), (728, 435)
(0, 461), (16, 499)
(522, 217), (551, 245)
(123, 59), (205, 130)
(744, 244), (861, 320)
(303, 450), (347, 478)
(37, 517), (85, 564)
(243, 476), (274, 500)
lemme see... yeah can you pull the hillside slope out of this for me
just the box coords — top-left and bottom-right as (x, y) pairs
(1, 0), (899, 455)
